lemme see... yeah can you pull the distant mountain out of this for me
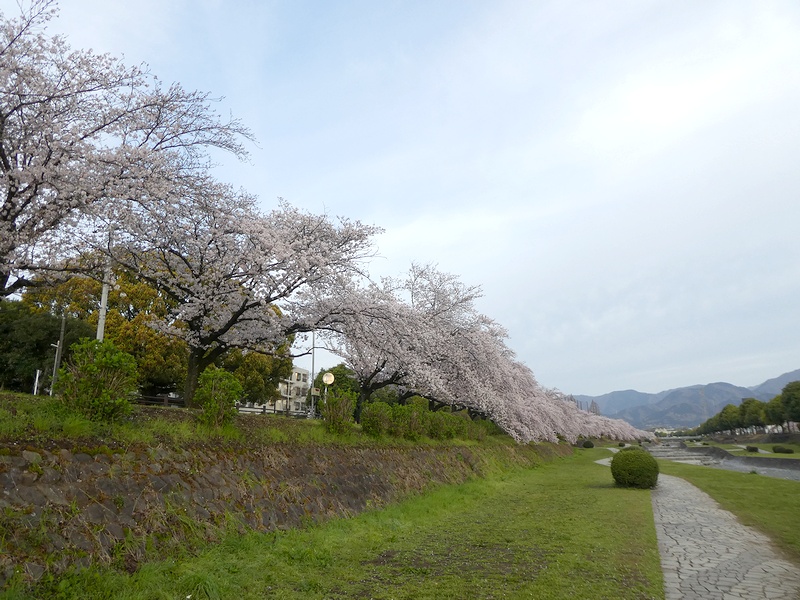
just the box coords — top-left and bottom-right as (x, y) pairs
(610, 382), (753, 429)
(578, 369), (800, 430)
(574, 389), (670, 415)
(748, 368), (800, 398)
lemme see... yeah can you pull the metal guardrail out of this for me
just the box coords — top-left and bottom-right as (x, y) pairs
(136, 395), (186, 408)
(135, 397), (316, 419)
(237, 403), (316, 419)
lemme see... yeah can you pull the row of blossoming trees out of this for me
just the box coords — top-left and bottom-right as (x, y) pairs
(0, 1), (650, 444)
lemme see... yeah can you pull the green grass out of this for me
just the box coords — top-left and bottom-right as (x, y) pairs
(735, 442), (800, 457)
(658, 460), (800, 560)
(9, 449), (663, 600)
(0, 392), (512, 451)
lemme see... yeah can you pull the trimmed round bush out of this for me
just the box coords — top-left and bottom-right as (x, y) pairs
(618, 442), (626, 447)
(610, 448), (659, 489)
(773, 445), (795, 454)
(745, 445), (759, 453)
(582, 440), (594, 448)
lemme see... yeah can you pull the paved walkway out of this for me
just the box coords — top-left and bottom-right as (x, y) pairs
(651, 474), (800, 599)
(597, 453), (800, 599)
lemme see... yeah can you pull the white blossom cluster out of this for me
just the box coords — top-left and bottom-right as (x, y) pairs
(310, 264), (652, 443)
(1, 1), (251, 295)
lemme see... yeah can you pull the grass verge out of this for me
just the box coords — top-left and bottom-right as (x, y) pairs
(658, 460), (800, 561)
(6, 449), (662, 600)
(0, 392), (512, 451)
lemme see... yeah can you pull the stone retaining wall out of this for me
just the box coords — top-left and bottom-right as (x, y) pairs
(0, 442), (567, 585)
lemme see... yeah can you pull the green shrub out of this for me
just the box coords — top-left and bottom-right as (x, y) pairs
(619, 442), (626, 447)
(425, 410), (453, 440)
(362, 401), (497, 442)
(388, 404), (410, 439)
(389, 403), (426, 440)
(322, 389), (355, 435)
(436, 411), (473, 439)
(195, 367), (242, 427)
(361, 401), (393, 437)
(610, 448), (659, 489)
(408, 395), (429, 410)
(773, 445), (795, 454)
(745, 445), (759, 453)
(56, 339), (138, 422)
(582, 440), (594, 448)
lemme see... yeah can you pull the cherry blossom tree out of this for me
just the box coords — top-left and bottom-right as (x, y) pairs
(0, 4), (655, 440)
(310, 264), (483, 420)
(317, 264), (652, 442)
(0, 0), (253, 295)
(87, 183), (380, 404)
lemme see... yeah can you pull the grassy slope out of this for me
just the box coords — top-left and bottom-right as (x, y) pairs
(0, 392), (508, 451)
(10, 449), (663, 600)
(4, 393), (799, 598)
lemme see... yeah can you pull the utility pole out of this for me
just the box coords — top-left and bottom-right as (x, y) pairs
(310, 330), (316, 417)
(96, 229), (113, 342)
(50, 311), (66, 395)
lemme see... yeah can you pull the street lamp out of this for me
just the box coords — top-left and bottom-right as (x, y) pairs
(322, 371), (334, 410)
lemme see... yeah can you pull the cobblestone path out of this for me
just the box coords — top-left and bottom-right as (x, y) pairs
(651, 474), (800, 599)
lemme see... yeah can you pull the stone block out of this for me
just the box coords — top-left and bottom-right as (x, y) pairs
(0, 472), (16, 489)
(15, 486), (47, 506)
(39, 466), (62, 485)
(67, 530), (95, 553)
(23, 563), (45, 582)
(37, 485), (69, 506)
(46, 531), (68, 552)
(146, 475), (168, 492)
(84, 502), (113, 524)
(21, 450), (41, 464)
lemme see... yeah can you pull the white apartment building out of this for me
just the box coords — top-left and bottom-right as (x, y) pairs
(274, 366), (310, 413)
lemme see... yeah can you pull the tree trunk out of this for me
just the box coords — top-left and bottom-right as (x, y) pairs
(184, 349), (207, 408)
(354, 389), (370, 423)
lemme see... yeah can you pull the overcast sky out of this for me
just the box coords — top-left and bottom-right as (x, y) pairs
(19, 0), (800, 396)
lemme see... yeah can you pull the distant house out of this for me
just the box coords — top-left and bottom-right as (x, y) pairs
(274, 366), (310, 414)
